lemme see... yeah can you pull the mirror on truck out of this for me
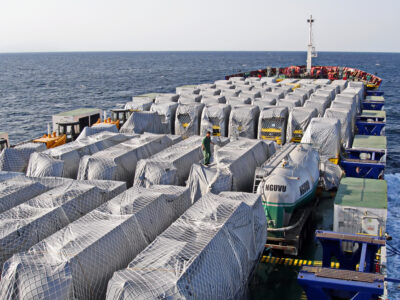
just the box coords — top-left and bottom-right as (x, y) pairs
(0, 139), (8, 151)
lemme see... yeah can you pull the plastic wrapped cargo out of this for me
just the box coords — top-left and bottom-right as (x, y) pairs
(264, 91), (284, 99)
(320, 160), (343, 190)
(124, 97), (153, 111)
(314, 79), (331, 85)
(133, 136), (203, 187)
(314, 89), (335, 101)
(106, 191), (266, 300)
(285, 93), (307, 105)
(77, 123), (119, 140)
(301, 117), (341, 162)
(26, 152), (64, 177)
(0, 179), (125, 270)
(253, 99), (277, 110)
(304, 98), (330, 117)
(240, 90), (262, 99)
(174, 103), (204, 137)
(220, 89), (240, 97)
(176, 86), (200, 95)
(228, 105), (260, 139)
(154, 93), (179, 104)
(294, 87), (314, 98)
(286, 107), (318, 143)
(0, 185), (190, 300)
(343, 85), (364, 101)
(177, 94), (202, 104)
(235, 84), (253, 91)
(200, 104), (231, 137)
(150, 102), (178, 133)
(276, 98), (301, 107)
(120, 111), (163, 135)
(187, 138), (276, 201)
(258, 106), (289, 144)
(333, 178), (387, 236)
(200, 89), (221, 96)
(324, 107), (353, 148)
(330, 79), (348, 92)
(227, 96), (251, 105)
(77, 134), (180, 186)
(309, 93), (331, 104)
(335, 93), (360, 114)
(231, 76), (245, 82)
(0, 143), (46, 173)
(27, 132), (132, 179)
(197, 83), (217, 90)
(200, 95), (226, 105)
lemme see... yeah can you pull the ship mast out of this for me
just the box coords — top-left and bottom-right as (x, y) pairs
(306, 15), (317, 72)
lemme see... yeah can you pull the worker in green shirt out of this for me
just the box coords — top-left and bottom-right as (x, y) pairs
(202, 131), (213, 165)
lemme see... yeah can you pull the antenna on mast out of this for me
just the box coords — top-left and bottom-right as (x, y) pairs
(306, 15), (317, 72)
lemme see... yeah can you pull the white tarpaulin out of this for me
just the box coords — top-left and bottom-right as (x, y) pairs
(27, 132), (133, 178)
(200, 104), (231, 137)
(0, 143), (46, 173)
(124, 97), (153, 111)
(175, 103), (205, 137)
(253, 99), (276, 110)
(228, 105), (260, 139)
(187, 138), (276, 201)
(150, 102), (179, 134)
(177, 94), (202, 104)
(0, 179), (126, 271)
(0, 185), (190, 300)
(324, 107), (353, 148)
(120, 111), (164, 135)
(106, 191), (267, 300)
(77, 124), (119, 140)
(154, 94), (180, 104)
(133, 136), (203, 187)
(304, 98), (330, 117)
(301, 117), (341, 161)
(201, 95), (226, 105)
(77, 134), (180, 186)
(276, 98), (301, 107)
(286, 107), (318, 142)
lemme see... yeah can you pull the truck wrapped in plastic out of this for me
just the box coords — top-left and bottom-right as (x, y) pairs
(228, 105), (260, 139)
(294, 87), (314, 98)
(200, 104), (231, 137)
(77, 134), (180, 186)
(177, 94), (202, 104)
(0, 185), (190, 300)
(187, 138), (276, 201)
(304, 98), (330, 117)
(29, 132), (134, 178)
(276, 98), (301, 107)
(285, 93), (307, 105)
(197, 83), (217, 90)
(176, 86), (200, 95)
(258, 106), (288, 145)
(220, 89), (240, 97)
(106, 191), (267, 300)
(124, 97), (153, 111)
(0, 143), (46, 173)
(301, 117), (341, 163)
(335, 93), (360, 114)
(174, 103), (205, 137)
(0, 179), (126, 270)
(324, 107), (353, 148)
(154, 93), (179, 104)
(240, 90), (261, 99)
(330, 79), (348, 92)
(26, 152), (64, 177)
(200, 89), (221, 96)
(286, 107), (318, 143)
(253, 99), (276, 110)
(133, 136), (203, 187)
(77, 124), (119, 140)
(200, 95), (226, 105)
(227, 96), (252, 105)
(120, 111), (163, 135)
(150, 102), (178, 134)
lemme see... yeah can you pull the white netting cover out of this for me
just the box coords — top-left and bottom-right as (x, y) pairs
(26, 152), (64, 177)
(220, 89), (240, 97)
(200, 95), (226, 105)
(174, 103), (205, 137)
(200, 104), (231, 137)
(324, 107), (353, 148)
(176, 87), (200, 95)
(285, 93), (307, 105)
(200, 89), (221, 97)
(0, 179), (126, 271)
(253, 99), (277, 110)
(342, 86), (364, 101)
(150, 102), (179, 134)
(260, 93), (278, 102)
(124, 97), (153, 111)
(335, 94), (360, 114)
(177, 94), (202, 104)
(77, 134), (180, 186)
(265, 91), (284, 99)
(0, 143), (46, 173)
(320, 160), (343, 190)
(226, 98), (252, 107)
(330, 79), (348, 92)
(235, 85), (253, 92)
(120, 111), (163, 134)
(197, 83), (217, 90)
(286, 107), (318, 142)
(0, 185), (190, 300)
(187, 138), (276, 201)
(106, 191), (267, 300)
(276, 98), (301, 107)
(154, 94), (180, 104)
(240, 90), (261, 99)
(294, 87), (313, 97)
(257, 106), (289, 143)
(133, 136), (203, 187)
(77, 124), (119, 140)
(304, 99), (329, 117)
(271, 87), (292, 96)
(228, 105), (260, 139)
(29, 132), (133, 178)
(301, 117), (341, 160)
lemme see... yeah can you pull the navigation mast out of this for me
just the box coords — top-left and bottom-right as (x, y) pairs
(306, 15), (317, 72)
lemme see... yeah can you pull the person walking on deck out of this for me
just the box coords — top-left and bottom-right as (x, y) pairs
(202, 131), (213, 165)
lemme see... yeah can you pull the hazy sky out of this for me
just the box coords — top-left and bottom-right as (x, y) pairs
(0, 0), (399, 53)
